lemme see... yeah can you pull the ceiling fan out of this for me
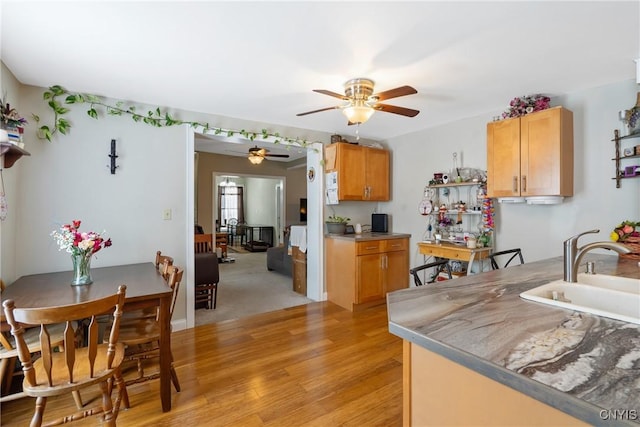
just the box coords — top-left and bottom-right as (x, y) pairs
(296, 78), (420, 124)
(247, 146), (290, 164)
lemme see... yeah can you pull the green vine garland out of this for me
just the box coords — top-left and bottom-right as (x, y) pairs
(33, 85), (310, 149)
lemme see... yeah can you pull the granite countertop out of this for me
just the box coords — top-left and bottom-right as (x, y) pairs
(387, 254), (640, 426)
(325, 232), (411, 241)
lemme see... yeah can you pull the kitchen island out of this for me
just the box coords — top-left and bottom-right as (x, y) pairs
(387, 254), (640, 426)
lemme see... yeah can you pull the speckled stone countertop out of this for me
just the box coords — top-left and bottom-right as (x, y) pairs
(387, 254), (640, 426)
(325, 232), (410, 241)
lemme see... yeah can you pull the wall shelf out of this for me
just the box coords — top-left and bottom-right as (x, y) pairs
(612, 130), (640, 188)
(1, 142), (30, 168)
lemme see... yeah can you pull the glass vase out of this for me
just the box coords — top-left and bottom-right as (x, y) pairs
(71, 252), (93, 285)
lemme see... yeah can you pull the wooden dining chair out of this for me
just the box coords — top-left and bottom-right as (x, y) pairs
(155, 250), (174, 279)
(195, 253), (220, 310)
(194, 233), (214, 254)
(117, 266), (182, 392)
(2, 285), (129, 427)
(409, 259), (452, 286)
(489, 248), (525, 270)
(2, 279), (85, 408)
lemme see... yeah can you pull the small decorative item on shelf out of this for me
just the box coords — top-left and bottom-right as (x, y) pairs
(610, 220), (640, 260)
(501, 94), (551, 119)
(0, 96), (27, 146)
(51, 220), (112, 285)
(623, 93), (640, 135)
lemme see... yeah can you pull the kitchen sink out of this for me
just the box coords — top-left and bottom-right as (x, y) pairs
(574, 273), (639, 293)
(520, 275), (640, 324)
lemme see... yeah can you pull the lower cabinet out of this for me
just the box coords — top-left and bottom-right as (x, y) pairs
(292, 246), (307, 295)
(326, 236), (409, 311)
(404, 342), (587, 426)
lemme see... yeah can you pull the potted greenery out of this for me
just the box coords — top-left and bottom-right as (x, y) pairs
(326, 215), (350, 235)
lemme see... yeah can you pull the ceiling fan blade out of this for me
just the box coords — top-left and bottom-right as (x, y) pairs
(372, 85), (417, 101)
(312, 89), (349, 100)
(296, 106), (341, 116)
(265, 154), (290, 158)
(374, 103), (420, 117)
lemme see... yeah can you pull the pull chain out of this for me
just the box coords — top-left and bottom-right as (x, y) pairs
(0, 169), (7, 221)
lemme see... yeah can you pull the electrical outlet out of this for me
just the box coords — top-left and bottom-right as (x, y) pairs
(163, 209), (172, 220)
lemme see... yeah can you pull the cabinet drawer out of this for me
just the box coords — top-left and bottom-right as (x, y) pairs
(356, 241), (383, 255)
(383, 239), (408, 252)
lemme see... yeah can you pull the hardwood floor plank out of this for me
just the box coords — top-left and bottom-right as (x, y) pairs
(1, 302), (402, 426)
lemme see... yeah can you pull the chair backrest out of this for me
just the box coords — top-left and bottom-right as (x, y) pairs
(166, 266), (184, 319)
(2, 285), (126, 388)
(489, 248), (525, 270)
(409, 259), (451, 286)
(194, 234), (214, 253)
(195, 253), (220, 285)
(155, 251), (174, 279)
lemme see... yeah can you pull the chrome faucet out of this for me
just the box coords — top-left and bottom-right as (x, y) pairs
(563, 229), (632, 282)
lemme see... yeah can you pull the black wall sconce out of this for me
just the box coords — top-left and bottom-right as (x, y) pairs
(108, 139), (119, 174)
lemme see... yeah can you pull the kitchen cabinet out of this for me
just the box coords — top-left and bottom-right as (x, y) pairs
(325, 235), (409, 311)
(612, 129), (640, 188)
(324, 142), (389, 201)
(487, 106), (573, 198)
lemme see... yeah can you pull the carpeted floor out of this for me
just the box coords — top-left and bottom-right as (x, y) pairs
(195, 250), (312, 325)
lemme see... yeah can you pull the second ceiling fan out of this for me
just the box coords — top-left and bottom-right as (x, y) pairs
(297, 78), (420, 125)
(247, 145), (289, 164)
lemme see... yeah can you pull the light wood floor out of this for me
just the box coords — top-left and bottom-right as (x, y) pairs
(1, 302), (403, 426)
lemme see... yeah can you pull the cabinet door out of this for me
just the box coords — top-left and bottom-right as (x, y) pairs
(520, 107), (573, 196)
(338, 144), (367, 200)
(487, 117), (521, 197)
(385, 249), (409, 293)
(356, 254), (385, 303)
(365, 148), (390, 201)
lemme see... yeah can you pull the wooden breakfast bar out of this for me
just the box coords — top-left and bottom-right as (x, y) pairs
(417, 241), (492, 275)
(2, 263), (175, 412)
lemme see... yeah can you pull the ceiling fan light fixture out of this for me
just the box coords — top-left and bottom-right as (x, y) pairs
(248, 155), (264, 165)
(342, 104), (374, 124)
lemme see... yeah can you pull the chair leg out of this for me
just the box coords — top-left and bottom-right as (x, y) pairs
(31, 396), (47, 427)
(113, 367), (130, 411)
(170, 364), (181, 392)
(99, 380), (116, 427)
(213, 285), (218, 309)
(72, 390), (84, 409)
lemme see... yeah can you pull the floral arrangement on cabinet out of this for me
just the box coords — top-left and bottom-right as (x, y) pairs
(502, 94), (551, 119)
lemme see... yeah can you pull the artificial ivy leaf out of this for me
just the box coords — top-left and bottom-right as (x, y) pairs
(66, 95), (77, 104)
(39, 125), (52, 141)
(87, 108), (98, 119)
(57, 118), (70, 134)
(86, 94), (101, 103)
(32, 114), (40, 123)
(50, 85), (65, 96)
(132, 115), (142, 122)
(43, 91), (53, 100)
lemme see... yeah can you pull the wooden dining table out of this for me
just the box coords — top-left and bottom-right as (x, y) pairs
(1, 262), (175, 412)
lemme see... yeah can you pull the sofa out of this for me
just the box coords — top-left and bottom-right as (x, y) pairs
(266, 232), (292, 277)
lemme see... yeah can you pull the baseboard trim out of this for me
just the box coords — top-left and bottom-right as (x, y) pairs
(172, 318), (188, 331)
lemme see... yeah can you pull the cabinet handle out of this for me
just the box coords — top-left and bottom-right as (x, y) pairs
(522, 175), (527, 192)
(513, 176), (518, 193)
(365, 246), (377, 250)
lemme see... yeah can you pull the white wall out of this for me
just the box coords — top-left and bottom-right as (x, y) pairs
(382, 79), (640, 269)
(0, 62), (22, 285)
(10, 84), (189, 321)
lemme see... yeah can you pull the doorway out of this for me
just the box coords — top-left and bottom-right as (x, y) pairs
(186, 128), (324, 329)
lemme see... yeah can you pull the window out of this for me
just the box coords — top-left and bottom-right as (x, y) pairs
(218, 184), (244, 226)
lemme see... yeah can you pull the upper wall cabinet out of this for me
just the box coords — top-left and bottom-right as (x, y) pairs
(487, 106), (573, 198)
(324, 143), (390, 201)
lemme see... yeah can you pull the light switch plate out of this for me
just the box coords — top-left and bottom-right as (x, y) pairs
(162, 209), (172, 220)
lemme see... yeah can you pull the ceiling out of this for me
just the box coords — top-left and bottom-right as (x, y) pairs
(2, 1), (639, 163)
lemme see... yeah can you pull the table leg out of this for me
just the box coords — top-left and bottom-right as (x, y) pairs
(466, 252), (477, 276)
(158, 295), (172, 412)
